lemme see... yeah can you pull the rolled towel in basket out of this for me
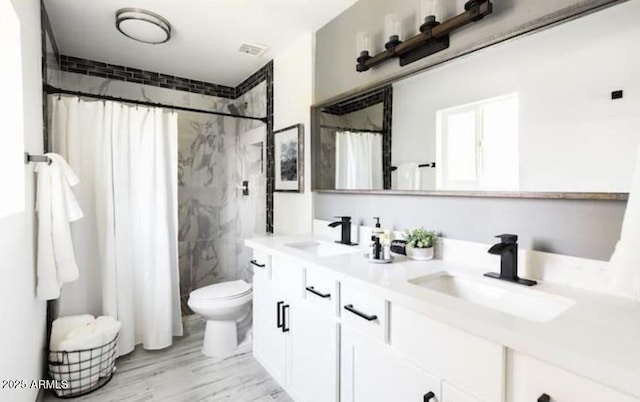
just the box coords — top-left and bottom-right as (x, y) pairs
(94, 316), (121, 377)
(54, 323), (103, 392)
(49, 314), (95, 353)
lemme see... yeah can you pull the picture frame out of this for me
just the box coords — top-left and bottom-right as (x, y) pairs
(274, 124), (304, 192)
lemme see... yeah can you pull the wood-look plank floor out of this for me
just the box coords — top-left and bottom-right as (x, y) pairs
(44, 319), (292, 402)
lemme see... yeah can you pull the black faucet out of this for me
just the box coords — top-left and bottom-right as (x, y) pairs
(484, 234), (537, 286)
(328, 216), (357, 246)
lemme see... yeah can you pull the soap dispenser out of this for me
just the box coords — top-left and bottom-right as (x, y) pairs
(372, 217), (384, 240)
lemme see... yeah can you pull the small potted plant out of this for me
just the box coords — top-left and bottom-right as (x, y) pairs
(404, 228), (437, 261)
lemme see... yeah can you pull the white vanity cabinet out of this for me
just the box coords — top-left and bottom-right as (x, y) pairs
(441, 382), (482, 402)
(248, 244), (639, 402)
(252, 251), (287, 384)
(287, 268), (340, 402)
(390, 304), (505, 402)
(252, 254), (340, 402)
(341, 325), (441, 402)
(506, 352), (640, 402)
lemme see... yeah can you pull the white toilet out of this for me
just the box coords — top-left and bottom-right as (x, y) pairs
(187, 279), (253, 357)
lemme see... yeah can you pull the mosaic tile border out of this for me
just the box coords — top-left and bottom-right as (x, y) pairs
(382, 86), (393, 190)
(322, 87), (386, 116)
(59, 55), (237, 99)
(235, 62), (275, 232)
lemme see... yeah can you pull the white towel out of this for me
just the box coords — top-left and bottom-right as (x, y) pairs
(94, 316), (122, 344)
(94, 316), (121, 376)
(34, 153), (83, 300)
(609, 143), (640, 299)
(49, 314), (95, 352)
(395, 162), (421, 190)
(56, 323), (103, 392)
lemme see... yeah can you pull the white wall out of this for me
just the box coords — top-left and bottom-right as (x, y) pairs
(273, 33), (314, 234)
(393, 1), (640, 192)
(0, 0), (47, 401)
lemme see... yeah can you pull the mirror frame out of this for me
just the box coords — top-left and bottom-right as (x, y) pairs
(311, 0), (629, 201)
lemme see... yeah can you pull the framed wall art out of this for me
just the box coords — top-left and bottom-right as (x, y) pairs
(274, 124), (304, 192)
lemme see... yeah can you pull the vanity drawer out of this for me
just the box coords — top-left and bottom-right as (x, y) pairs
(442, 381), (482, 402)
(391, 304), (505, 402)
(251, 250), (271, 281)
(506, 351), (639, 402)
(304, 268), (339, 316)
(271, 255), (304, 298)
(341, 284), (388, 343)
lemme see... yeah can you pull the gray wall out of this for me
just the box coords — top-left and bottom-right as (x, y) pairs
(312, 0), (629, 261)
(315, 193), (626, 261)
(314, 0), (622, 102)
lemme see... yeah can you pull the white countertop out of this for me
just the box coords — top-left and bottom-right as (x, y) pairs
(246, 234), (640, 399)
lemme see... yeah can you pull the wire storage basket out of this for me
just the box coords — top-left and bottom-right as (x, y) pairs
(48, 335), (118, 398)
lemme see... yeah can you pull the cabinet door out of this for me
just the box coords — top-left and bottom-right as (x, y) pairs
(341, 327), (441, 402)
(287, 299), (340, 402)
(507, 352), (640, 402)
(442, 382), (481, 402)
(252, 274), (287, 384)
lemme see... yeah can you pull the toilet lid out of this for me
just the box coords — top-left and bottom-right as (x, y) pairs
(190, 280), (252, 301)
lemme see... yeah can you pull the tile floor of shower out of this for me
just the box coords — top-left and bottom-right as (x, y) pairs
(43, 315), (292, 402)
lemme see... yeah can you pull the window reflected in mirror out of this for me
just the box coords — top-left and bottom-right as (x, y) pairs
(436, 93), (519, 191)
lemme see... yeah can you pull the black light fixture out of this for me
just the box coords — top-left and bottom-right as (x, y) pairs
(356, 0), (493, 72)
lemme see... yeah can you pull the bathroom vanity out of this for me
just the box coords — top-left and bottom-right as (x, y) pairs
(246, 235), (640, 402)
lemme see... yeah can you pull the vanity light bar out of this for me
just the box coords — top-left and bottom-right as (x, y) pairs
(356, 0), (493, 72)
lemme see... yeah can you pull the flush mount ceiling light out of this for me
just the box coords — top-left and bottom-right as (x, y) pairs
(115, 8), (171, 44)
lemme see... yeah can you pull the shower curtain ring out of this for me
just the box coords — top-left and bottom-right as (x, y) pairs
(57, 93), (61, 100)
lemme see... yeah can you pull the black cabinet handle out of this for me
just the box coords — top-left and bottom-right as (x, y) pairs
(282, 304), (290, 332)
(306, 286), (331, 298)
(538, 394), (550, 402)
(250, 260), (265, 268)
(276, 301), (284, 329)
(423, 391), (435, 402)
(344, 304), (378, 321)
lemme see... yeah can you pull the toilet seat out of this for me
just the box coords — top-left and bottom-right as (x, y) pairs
(189, 280), (252, 302)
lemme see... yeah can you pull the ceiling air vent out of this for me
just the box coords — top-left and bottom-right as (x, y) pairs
(238, 43), (269, 57)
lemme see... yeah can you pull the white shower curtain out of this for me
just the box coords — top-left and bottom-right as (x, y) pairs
(50, 96), (183, 356)
(335, 131), (383, 190)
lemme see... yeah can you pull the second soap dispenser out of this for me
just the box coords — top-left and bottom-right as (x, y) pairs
(367, 217), (392, 263)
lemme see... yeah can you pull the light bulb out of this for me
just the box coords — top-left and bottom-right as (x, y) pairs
(420, 0), (442, 22)
(356, 32), (371, 56)
(384, 13), (403, 41)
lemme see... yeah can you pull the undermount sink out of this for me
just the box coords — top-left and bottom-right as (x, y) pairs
(409, 272), (575, 322)
(286, 240), (360, 257)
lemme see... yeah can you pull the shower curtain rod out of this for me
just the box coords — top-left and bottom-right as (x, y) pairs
(44, 85), (268, 123)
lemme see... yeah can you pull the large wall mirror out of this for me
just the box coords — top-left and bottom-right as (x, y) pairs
(312, 1), (639, 199)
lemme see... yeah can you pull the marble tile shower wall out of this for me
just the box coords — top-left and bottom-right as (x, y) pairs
(57, 71), (266, 315)
(178, 82), (267, 314)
